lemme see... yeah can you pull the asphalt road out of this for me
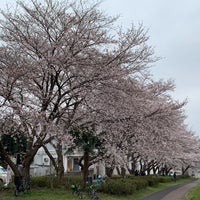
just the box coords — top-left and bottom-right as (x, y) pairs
(140, 179), (199, 200)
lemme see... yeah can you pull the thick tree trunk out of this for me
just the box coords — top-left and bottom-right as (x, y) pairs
(0, 142), (21, 176)
(127, 160), (136, 175)
(56, 144), (64, 181)
(164, 166), (172, 176)
(43, 144), (58, 174)
(23, 161), (31, 177)
(116, 167), (126, 177)
(82, 151), (89, 187)
(182, 165), (190, 175)
(22, 147), (39, 177)
(152, 162), (159, 174)
(121, 167), (126, 177)
(147, 168), (151, 175)
(116, 166), (120, 175)
(105, 166), (114, 177)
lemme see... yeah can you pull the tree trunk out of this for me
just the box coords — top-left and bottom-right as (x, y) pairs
(121, 167), (126, 177)
(127, 161), (136, 175)
(56, 144), (64, 182)
(182, 165), (190, 175)
(116, 166), (126, 177)
(23, 161), (31, 177)
(152, 162), (158, 174)
(116, 166), (121, 175)
(105, 166), (114, 177)
(0, 142), (21, 176)
(43, 144), (58, 174)
(22, 147), (40, 177)
(82, 151), (89, 187)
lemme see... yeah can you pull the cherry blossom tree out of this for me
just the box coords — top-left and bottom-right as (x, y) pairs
(1, 0), (198, 182)
(0, 0), (156, 180)
(90, 76), (195, 177)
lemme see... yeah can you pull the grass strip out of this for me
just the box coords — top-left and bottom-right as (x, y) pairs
(0, 177), (193, 200)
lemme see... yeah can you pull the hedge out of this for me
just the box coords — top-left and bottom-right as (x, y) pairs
(28, 174), (189, 196)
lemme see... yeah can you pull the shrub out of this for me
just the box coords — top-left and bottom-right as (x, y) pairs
(29, 174), (190, 195)
(99, 178), (136, 195)
(143, 176), (160, 186)
(63, 175), (83, 189)
(0, 182), (4, 191)
(31, 176), (50, 188)
(178, 175), (190, 179)
(30, 175), (83, 190)
(31, 176), (60, 188)
(131, 178), (149, 190)
(0, 182), (15, 191)
(157, 176), (173, 183)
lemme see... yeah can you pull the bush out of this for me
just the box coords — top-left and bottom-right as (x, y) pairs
(31, 176), (50, 188)
(0, 182), (15, 191)
(143, 176), (160, 186)
(99, 178), (136, 195)
(63, 175), (83, 189)
(31, 175), (83, 190)
(99, 175), (177, 195)
(29, 174), (190, 196)
(131, 178), (149, 190)
(178, 175), (190, 179)
(157, 176), (173, 183)
(31, 176), (60, 188)
(0, 182), (4, 191)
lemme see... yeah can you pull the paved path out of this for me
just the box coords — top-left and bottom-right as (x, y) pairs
(141, 179), (199, 200)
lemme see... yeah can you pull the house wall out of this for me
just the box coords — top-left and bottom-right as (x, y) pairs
(31, 147), (57, 176)
(31, 147), (85, 176)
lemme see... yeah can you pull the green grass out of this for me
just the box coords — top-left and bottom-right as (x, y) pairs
(0, 177), (193, 200)
(184, 182), (200, 200)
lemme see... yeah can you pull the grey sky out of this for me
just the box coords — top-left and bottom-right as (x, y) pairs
(101, 0), (200, 136)
(1, 0), (200, 136)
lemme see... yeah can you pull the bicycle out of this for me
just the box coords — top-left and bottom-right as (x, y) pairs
(23, 175), (31, 193)
(71, 184), (83, 199)
(88, 184), (99, 200)
(14, 176), (24, 196)
(14, 175), (31, 196)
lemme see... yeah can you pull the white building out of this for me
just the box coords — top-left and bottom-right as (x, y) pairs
(30, 145), (105, 177)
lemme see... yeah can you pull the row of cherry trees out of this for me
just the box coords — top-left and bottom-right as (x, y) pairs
(94, 77), (200, 176)
(0, 0), (199, 182)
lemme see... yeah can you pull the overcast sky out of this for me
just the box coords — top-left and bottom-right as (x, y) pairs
(1, 0), (200, 136)
(100, 0), (200, 136)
